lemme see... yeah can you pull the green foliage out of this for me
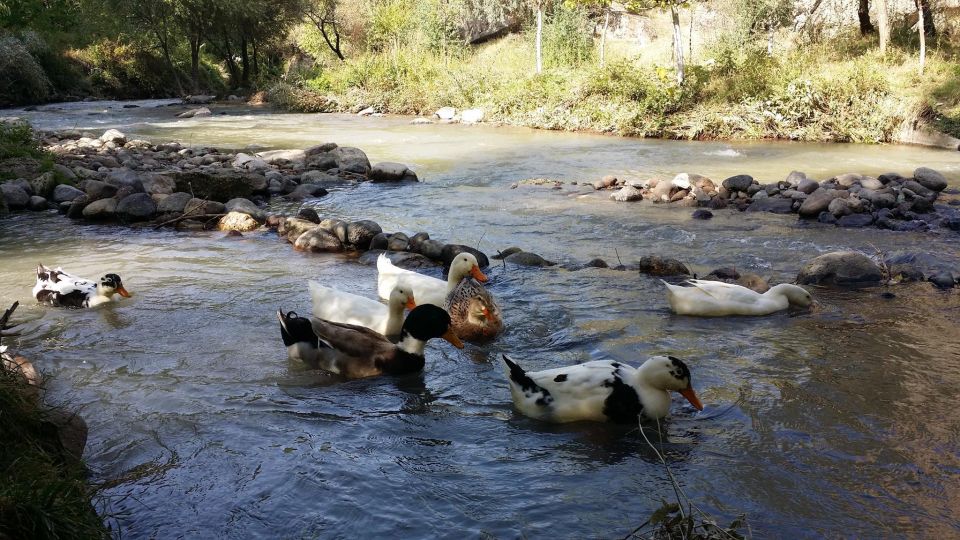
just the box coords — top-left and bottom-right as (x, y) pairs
(0, 35), (52, 105)
(368, 0), (415, 52)
(67, 40), (182, 98)
(0, 121), (43, 160)
(540, 3), (594, 67)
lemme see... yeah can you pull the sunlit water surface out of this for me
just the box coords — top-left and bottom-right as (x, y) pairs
(1, 101), (959, 537)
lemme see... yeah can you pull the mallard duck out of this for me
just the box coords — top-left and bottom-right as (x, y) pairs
(502, 355), (703, 424)
(277, 304), (464, 378)
(377, 253), (487, 307)
(33, 264), (131, 308)
(446, 277), (502, 342)
(661, 279), (813, 316)
(309, 281), (416, 339)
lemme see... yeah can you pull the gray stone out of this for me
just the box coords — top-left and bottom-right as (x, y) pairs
(258, 149), (306, 168)
(387, 232), (410, 251)
(224, 198), (265, 221)
(860, 177), (883, 190)
(691, 209), (713, 219)
(784, 171), (806, 186)
(408, 232), (431, 252)
(637, 255), (690, 276)
(286, 184), (329, 200)
(359, 250), (437, 268)
(30, 172), (57, 197)
(0, 184), (29, 209)
(370, 232), (390, 250)
(27, 195), (48, 211)
(52, 184), (85, 203)
(318, 218), (350, 244)
(837, 213), (874, 227)
(902, 180), (934, 199)
(346, 220), (382, 249)
(441, 244), (490, 268)
(157, 192), (193, 214)
(650, 181), (674, 202)
(296, 208), (321, 223)
(99, 129), (127, 144)
(929, 272), (956, 289)
(169, 169), (268, 201)
(184, 198), (225, 216)
(53, 163), (77, 181)
(301, 171), (341, 184)
(913, 167), (948, 192)
(799, 188), (841, 218)
(746, 197), (794, 214)
(828, 197), (852, 217)
(818, 211), (837, 224)
(418, 239), (446, 260)
(722, 174), (754, 192)
(833, 173), (862, 188)
(294, 228), (343, 252)
(611, 185), (643, 202)
(306, 153), (338, 171)
(305, 143), (337, 156)
(370, 162), (416, 182)
(279, 217), (319, 242)
(116, 193), (157, 221)
(797, 177), (819, 194)
(141, 173), (177, 195)
(82, 197), (118, 220)
(796, 251), (884, 287)
(331, 147), (371, 175)
(504, 251), (555, 267)
(859, 189), (896, 209)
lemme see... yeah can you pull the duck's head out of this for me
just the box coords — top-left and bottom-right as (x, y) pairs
(388, 285), (417, 311)
(449, 253), (487, 284)
(401, 304), (464, 349)
(99, 274), (131, 298)
(772, 283), (813, 307)
(639, 356), (703, 411)
(277, 310), (320, 364)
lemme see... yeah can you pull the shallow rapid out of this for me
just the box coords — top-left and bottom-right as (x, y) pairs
(1, 101), (959, 537)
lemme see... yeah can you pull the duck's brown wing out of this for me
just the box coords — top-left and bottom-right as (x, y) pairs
(310, 317), (394, 358)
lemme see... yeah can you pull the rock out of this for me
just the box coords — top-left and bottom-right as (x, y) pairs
(296, 207), (321, 223)
(796, 251), (884, 287)
(913, 167), (948, 192)
(305, 143), (337, 156)
(691, 209), (713, 219)
(105, 168), (144, 192)
(157, 192), (193, 214)
(357, 106), (376, 116)
(747, 184), (764, 196)
(784, 171), (806, 187)
(287, 184), (329, 201)
(859, 177), (883, 190)
(460, 108), (484, 123)
(218, 212), (261, 232)
(169, 170), (267, 201)
(722, 174), (754, 192)
(883, 252), (956, 279)
(116, 193), (157, 221)
(435, 107), (456, 120)
(224, 198), (265, 221)
(140, 173), (177, 195)
(859, 189), (896, 209)
(301, 171), (341, 185)
(928, 272), (956, 289)
(493, 247), (524, 260)
(369, 232), (390, 250)
(316, 218), (348, 244)
(82, 180), (117, 201)
(177, 107), (212, 118)
(746, 197), (794, 214)
(833, 173), (862, 188)
(294, 228), (343, 252)
(184, 95), (216, 104)
(82, 197), (118, 220)
(441, 244), (490, 269)
(828, 197), (852, 217)
(42, 409), (88, 462)
(650, 181), (673, 202)
(370, 162), (417, 182)
(837, 213), (874, 227)
(387, 232), (410, 251)
(418, 239), (446, 260)
(637, 255), (690, 277)
(902, 180), (934, 199)
(359, 250), (437, 268)
(798, 188), (840, 218)
(797, 177), (819, 194)
(0, 184), (29, 210)
(258, 149), (306, 168)
(504, 252), (555, 267)
(27, 195), (48, 211)
(233, 152), (269, 171)
(53, 163), (77, 181)
(611, 186), (642, 202)
(99, 129), (127, 145)
(669, 189), (690, 203)
(51, 184), (85, 203)
(331, 147), (371, 175)
(30, 172), (57, 197)
(408, 232), (430, 252)
(279, 217), (318, 242)
(583, 258), (609, 269)
(708, 196), (727, 210)
(410, 117), (434, 125)
(346, 220), (382, 249)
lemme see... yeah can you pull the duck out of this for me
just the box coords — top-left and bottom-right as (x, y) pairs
(445, 277), (502, 342)
(377, 252), (487, 307)
(662, 278), (813, 317)
(277, 304), (464, 378)
(309, 281), (416, 339)
(502, 354), (703, 424)
(33, 264), (131, 308)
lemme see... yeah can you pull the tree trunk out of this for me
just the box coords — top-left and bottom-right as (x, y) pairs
(878, 0), (889, 53)
(157, 31), (184, 96)
(920, 0), (935, 36)
(600, 9), (609, 67)
(767, 23), (774, 55)
(252, 39), (259, 77)
(190, 35), (201, 94)
(916, 0), (925, 74)
(670, 4), (684, 85)
(858, 0), (874, 34)
(535, 6), (543, 74)
(241, 36), (250, 87)
(320, 20), (345, 61)
(688, 7), (693, 60)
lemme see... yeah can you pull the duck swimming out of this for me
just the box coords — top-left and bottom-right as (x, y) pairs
(446, 277), (502, 342)
(662, 279), (813, 317)
(277, 304), (464, 378)
(33, 264), (131, 308)
(309, 281), (416, 339)
(502, 355), (703, 424)
(377, 253), (487, 307)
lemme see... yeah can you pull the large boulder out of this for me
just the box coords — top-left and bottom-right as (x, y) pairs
(746, 197), (794, 214)
(913, 167), (948, 192)
(369, 162), (417, 182)
(611, 186), (643, 202)
(30, 172), (57, 197)
(184, 198), (226, 215)
(82, 197), (118, 220)
(27, 195), (48, 211)
(460, 108), (484, 123)
(798, 188), (841, 218)
(105, 168), (144, 192)
(441, 244), (490, 269)
(279, 217), (319, 242)
(99, 129), (127, 145)
(637, 255), (690, 276)
(722, 174), (754, 193)
(169, 169), (267, 202)
(346, 220), (382, 249)
(1, 183), (30, 210)
(233, 152), (270, 171)
(52, 184), (85, 203)
(797, 177), (819, 194)
(258, 149), (306, 168)
(796, 251), (884, 287)
(331, 147), (371, 175)
(294, 227), (344, 252)
(157, 192), (193, 214)
(0, 187), (7, 216)
(82, 179), (118, 201)
(218, 212), (262, 232)
(504, 251), (555, 267)
(116, 193), (157, 221)
(141, 173), (177, 195)
(286, 184), (329, 200)
(224, 198), (265, 221)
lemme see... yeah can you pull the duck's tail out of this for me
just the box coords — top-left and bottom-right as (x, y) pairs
(502, 354), (539, 394)
(376, 253), (392, 273)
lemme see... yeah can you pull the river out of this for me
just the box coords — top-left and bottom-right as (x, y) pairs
(1, 100), (959, 537)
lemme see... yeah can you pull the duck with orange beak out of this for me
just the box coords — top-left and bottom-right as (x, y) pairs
(33, 264), (132, 308)
(501, 355), (704, 424)
(377, 252), (488, 308)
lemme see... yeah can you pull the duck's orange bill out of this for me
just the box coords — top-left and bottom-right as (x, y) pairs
(116, 286), (132, 298)
(441, 328), (464, 349)
(480, 306), (491, 319)
(470, 266), (488, 282)
(405, 297), (417, 310)
(680, 387), (704, 411)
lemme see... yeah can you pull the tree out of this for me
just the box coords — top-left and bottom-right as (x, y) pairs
(857, 0), (873, 34)
(306, 0), (344, 60)
(122, 0), (185, 95)
(877, 0), (888, 53)
(915, 0), (925, 74)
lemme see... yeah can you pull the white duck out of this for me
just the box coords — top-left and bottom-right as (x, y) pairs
(33, 264), (131, 308)
(502, 355), (703, 424)
(309, 280), (416, 338)
(377, 253), (487, 307)
(662, 279), (813, 317)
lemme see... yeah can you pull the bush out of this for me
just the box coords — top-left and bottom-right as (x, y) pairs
(0, 121), (43, 161)
(540, 4), (594, 68)
(0, 36), (52, 105)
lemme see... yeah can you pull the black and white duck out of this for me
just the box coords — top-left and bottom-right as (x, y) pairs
(33, 264), (131, 308)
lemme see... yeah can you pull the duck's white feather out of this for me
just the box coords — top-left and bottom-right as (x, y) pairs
(377, 253), (485, 308)
(309, 281), (410, 337)
(663, 279), (811, 317)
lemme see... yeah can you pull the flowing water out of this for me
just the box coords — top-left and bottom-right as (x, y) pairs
(2, 101), (960, 538)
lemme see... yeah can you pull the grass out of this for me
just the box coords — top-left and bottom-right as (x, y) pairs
(275, 24), (960, 143)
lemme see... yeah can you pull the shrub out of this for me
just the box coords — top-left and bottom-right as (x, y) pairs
(0, 121), (43, 160)
(0, 36), (52, 105)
